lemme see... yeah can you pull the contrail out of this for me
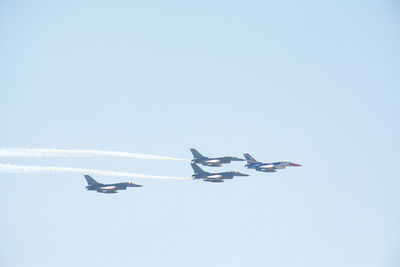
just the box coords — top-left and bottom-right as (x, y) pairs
(0, 163), (192, 181)
(0, 148), (190, 162)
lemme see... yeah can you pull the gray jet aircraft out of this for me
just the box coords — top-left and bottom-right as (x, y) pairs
(190, 148), (245, 167)
(191, 163), (249, 183)
(84, 175), (142, 194)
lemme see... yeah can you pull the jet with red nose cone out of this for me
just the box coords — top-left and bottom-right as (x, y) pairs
(191, 163), (249, 183)
(243, 153), (302, 172)
(84, 175), (142, 194)
(190, 148), (245, 167)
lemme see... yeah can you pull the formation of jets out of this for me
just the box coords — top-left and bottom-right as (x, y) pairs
(85, 148), (301, 193)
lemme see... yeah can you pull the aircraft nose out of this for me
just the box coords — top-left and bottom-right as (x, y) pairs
(289, 162), (302, 167)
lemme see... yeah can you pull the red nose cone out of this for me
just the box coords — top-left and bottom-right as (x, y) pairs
(289, 162), (302, 167)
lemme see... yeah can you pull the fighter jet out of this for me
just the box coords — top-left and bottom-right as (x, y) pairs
(84, 175), (142, 194)
(191, 163), (249, 183)
(244, 153), (302, 172)
(190, 148), (245, 167)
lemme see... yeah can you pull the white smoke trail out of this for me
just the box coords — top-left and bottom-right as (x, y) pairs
(0, 148), (190, 162)
(0, 163), (192, 181)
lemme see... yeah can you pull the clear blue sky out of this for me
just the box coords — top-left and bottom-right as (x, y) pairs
(0, 1), (399, 266)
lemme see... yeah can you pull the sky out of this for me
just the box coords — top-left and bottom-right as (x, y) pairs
(0, 1), (399, 266)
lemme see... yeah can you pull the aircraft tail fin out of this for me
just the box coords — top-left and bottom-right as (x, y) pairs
(84, 175), (99, 185)
(190, 148), (205, 159)
(191, 163), (207, 174)
(244, 153), (259, 164)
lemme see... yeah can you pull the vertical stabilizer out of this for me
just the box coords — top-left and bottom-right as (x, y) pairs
(84, 175), (99, 185)
(190, 148), (205, 159)
(191, 163), (207, 174)
(243, 153), (259, 164)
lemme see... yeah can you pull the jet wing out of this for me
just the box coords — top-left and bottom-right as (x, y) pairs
(203, 178), (224, 183)
(256, 164), (277, 172)
(202, 163), (222, 167)
(206, 174), (223, 179)
(99, 185), (117, 190)
(97, 189), (118, 193)
(205, 159), (220, 164)
(201, 159), (222, 167)
(258, 164), (274, 169)
(256, 167), (276, 172)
